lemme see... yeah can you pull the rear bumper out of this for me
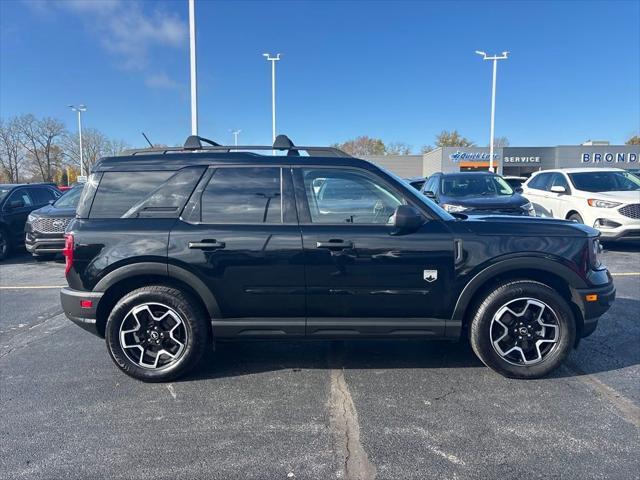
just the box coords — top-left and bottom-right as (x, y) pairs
(60, 287), (104, 337)
(574, 281), (616, 338)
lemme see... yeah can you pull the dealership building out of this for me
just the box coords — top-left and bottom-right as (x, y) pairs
(365, 143), (640, 178)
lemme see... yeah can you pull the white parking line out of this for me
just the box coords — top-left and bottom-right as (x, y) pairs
(0, 286), (65, 290)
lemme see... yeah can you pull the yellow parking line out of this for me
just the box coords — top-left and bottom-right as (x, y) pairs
(0, 286), (65, 290)
(610, 273), (640, 277)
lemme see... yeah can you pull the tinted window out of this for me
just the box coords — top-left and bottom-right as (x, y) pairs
(568, 171), (640, 192)
(302, 168), (404, 224)
(201, 167), (282, 224)
(550, 173), (570, 191)
(527, 173), (551, 191)
(90, 171), (174, 218)
(424, 176), (438, 194)
(30, 187), (58, 204)
(6, 189), (33, 207)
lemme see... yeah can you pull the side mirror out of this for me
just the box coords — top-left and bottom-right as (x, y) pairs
(424, 190), (436, 199)
(515, 187), (524, 194)
(9, 199), (25, 209)
(392, 205), (424, 235)
(48, 199), (55, 205)
(550, 185), (566, 194)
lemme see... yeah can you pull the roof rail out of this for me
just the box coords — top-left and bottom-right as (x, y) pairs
(122, 134), (351, 157)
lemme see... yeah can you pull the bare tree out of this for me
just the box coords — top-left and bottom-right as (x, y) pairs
(0, 118), (26, 182)
(421, 145), (434, 154)
(435, 130), (475, 147)
(489, 136), (510, 148)
(385, 142), (412, 155)
(332, 136), (386, 156)
(18, 115), (66, 181)
(626, 135), (640, 145)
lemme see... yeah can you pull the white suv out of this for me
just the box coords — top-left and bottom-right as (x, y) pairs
(522, 168), (640, 241)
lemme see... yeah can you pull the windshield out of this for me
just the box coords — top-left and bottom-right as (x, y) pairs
(441, 175), (514, 197)
(568, 171), (640, 192)
(54, 185), (83, 208)
(377, 166), (455, 221)
(0, 187), (11, 202)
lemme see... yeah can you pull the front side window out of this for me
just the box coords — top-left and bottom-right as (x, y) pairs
(550, 173), (570, 191)
(29, 187), (57, 204)
(201, 167), (282, 224)
(568, 171), (640, 193)
(302, 168), (404, 224)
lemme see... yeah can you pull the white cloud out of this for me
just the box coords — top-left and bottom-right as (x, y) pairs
(145, 72), (180, 90)
(25, 0), (187, 79)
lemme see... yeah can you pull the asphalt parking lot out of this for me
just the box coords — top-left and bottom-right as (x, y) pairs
(1, 246), (639, 480)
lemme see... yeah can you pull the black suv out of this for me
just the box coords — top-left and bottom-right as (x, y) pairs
(60, 136), (615, 382)
(0, 183), (62, 260)
(420, 171), (534, 216)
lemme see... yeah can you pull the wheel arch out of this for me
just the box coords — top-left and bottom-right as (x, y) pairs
(451, 257), (588, 340)
(565, 210), (581, 220)
(93, 262), (220, 337)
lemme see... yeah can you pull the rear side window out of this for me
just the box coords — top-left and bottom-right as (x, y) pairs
(89, 168), (204, 219)
(200, 167), (282, 224)
(29, 187), (57, 204)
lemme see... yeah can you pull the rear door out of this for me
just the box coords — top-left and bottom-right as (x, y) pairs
(3, 188), (34, 244)
(524, 173), (553, 217)
(294, 166), (454, 337)
(168, 166), (306, 337)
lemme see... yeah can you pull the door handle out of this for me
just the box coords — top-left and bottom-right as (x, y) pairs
(316, 240), (353, 250)
(188, 240), (226, 250)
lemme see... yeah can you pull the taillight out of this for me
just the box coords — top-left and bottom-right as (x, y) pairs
(62, 234), (74, 275)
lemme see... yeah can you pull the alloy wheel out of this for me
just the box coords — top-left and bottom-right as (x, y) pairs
(119, 302), (188, 369)
(489, 297), (560, 366)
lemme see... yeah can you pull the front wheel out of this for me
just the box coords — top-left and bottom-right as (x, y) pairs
(469, 280), (575, 379)
(105, 285), (210, 382)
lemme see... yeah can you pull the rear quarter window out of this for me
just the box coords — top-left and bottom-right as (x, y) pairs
(89, 168), (205, 219)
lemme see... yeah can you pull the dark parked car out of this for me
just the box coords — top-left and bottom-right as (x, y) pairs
(405, 176), (427, 191)
(420, 171), (534, 215)
(502, 175), (528, 190)
(25, 183), (84, 259)
(0, 183), (62, 260)
(61, 135), (614, 382)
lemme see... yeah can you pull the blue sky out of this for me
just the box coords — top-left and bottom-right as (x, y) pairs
(1, 0), (638, 151)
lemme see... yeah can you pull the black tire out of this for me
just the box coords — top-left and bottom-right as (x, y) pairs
(568, 212), (584, 224)
(0, 227), (11, 261)
(469, 280), (575, 379)
(105, 285), (210, 382)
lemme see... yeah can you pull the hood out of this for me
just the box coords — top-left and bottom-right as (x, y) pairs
(455, 214), (597, 237)
(574, 190), (640, 203)
(29, 203), (77, 218)
(441, 193), (528, 208)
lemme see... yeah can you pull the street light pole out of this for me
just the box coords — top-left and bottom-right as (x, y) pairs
(262, 53), (281, 143)
(475, 50), (509, 173)
(230, 129), (241, 147)
(189, 0), (198, 136)
(68, 104), (87, 178)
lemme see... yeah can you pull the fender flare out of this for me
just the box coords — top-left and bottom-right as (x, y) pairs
(451, 256), (587, 322)
(94, 261), (221, 318)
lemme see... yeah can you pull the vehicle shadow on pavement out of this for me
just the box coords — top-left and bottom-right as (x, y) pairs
(186, 339), (485, 382)
(186, 296), (640, 382)
(0, 252), (64, 266)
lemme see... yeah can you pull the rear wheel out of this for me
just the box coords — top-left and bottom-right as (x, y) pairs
(105, 285), (210, 382)
(469, 280), (575, 379)
(568, 212), (584, 224)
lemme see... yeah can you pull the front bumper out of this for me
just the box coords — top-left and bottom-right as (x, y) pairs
(60, 287), (104, 337)
(573, 280), (616, 338)
(598, 227), (640, 241)
(25, 232), (65, 255)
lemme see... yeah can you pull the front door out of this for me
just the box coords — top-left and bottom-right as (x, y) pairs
(168, 166), (306, 336)
(3, 188), (34, 246)
(293, 167), (454, 337)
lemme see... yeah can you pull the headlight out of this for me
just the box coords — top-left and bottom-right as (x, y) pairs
(589, 238), (603, 269)
(27, 213), (36, 223)
(587, 199), (621, 208)
(442, 204), (468, 213)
